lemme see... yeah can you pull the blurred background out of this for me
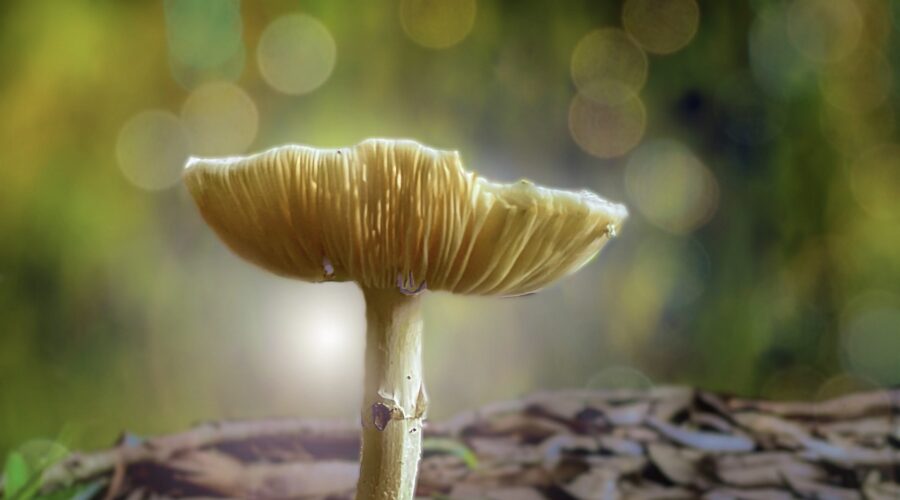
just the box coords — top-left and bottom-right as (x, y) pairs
(1, 0), (899, 457)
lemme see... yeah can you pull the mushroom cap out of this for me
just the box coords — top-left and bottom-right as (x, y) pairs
(184, 138), (627, 296)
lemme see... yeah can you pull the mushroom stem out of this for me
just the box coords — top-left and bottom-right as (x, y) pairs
(356, 287), (427, 500)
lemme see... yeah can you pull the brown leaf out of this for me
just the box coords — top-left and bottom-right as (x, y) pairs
(647, 444), (700, 485)
(417, 455), (468, 493)
(784, 476), (862, 500)
(714, 453), (824, 487)
(538, 434), (598, 469)
(564, 468), (619, 500)
(863, 471), (900, 500)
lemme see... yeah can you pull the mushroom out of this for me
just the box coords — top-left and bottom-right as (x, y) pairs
(183, 138), (627, 499)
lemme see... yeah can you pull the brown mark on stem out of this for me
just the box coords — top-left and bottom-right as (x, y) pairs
(372, 403), (392, 431)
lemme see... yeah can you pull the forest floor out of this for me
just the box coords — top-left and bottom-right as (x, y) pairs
(25, 387), (900, 499)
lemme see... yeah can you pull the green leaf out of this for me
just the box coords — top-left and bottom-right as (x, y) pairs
(421, 438), (479, 469)
(3, 452), (30, 498)
(4, 440), (73, 500)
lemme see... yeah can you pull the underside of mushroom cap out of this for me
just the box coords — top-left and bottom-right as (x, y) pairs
(184, 138), (627, 296)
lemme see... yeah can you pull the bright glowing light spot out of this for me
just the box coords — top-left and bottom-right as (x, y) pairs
(257, 14), (337, 95)
(569, 92), (646, 159)
(571, 29), (647, 104)
(749, 5), (817, 100)
(625, 140), (718, 233)
(303, 311), (351, 363)
(116, 110), (190, 191)
(622, 0), (700, 55)
(181, 82), (259, 156)
(586, 366), (654, 390)
(273, 284), (365, 382)
(841, 291), (900, 385)
(787, 0), (862, 64)
(400, 0), (477, 49)
(849, 144), (900, 220)
(820, 45), (892, 115)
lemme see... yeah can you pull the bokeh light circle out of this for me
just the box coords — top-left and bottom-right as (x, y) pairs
(849, 143), (900, 220)
(268, 284), (366, 389)
(622, 0), (700, 55)
(569, 92), (646, 159)
(625, 140), (718, 233)
(787, 0), (862, 63)
(116, 110), (190, 191)
(181, 82), (259, 156)
(820, 45), (892, 115)
(257, 14), (337, 95)
(571, 28), (648, 104)
(841, 292), (900, 385)
(400, 0), (477, 49)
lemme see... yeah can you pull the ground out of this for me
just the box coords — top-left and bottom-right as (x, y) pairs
(29, 387), (900, 499)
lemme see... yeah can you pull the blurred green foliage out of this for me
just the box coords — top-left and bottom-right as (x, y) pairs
(1, 437), (103, 500)
(1, 0), (898, 458)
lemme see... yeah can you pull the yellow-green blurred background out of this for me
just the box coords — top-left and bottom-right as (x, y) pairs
(2, 0), (899, 456)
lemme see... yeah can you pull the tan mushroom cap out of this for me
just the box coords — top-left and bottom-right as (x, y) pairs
(184, 138), (627, 296)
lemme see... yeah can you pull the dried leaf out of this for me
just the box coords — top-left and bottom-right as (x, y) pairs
(647, 418), (755, 452)
(714, 453), (824, 487)
(863, 471), (900, 500)
(565, 468), (619, 500)
(538, 434), (598, 469)
(647, 444), (699, 485)
(597, 435), (644, 456)
(784, 476), (862, 500)
(602, 402), (652, 426)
